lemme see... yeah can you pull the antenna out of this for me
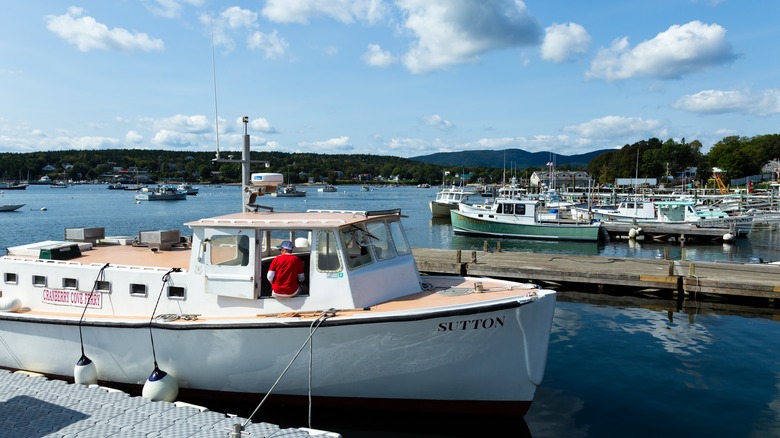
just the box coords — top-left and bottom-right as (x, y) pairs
(210, 17), (220, 159)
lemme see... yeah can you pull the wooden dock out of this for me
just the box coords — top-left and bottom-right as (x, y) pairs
(601, 221), (750, 244)
(412, 248), (780, 307)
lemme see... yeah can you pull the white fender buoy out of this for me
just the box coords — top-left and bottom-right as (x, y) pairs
(723, 232), (734, 242)
(628, 228), (637, 239)
(142, 367), (178, 402)
(0, 297), (22, 312)
(74, 354), (98, 385)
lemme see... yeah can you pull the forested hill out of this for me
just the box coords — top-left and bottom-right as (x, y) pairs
(410, 148), (611, 168)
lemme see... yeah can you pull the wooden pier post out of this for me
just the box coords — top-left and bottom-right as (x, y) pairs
(471, 251), (477, 263)
(456, 250), (461, 263)
(483, 241), (489, 252)
(497, 241), (502, 252)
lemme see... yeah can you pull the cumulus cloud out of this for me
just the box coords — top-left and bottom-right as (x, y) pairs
(673, 89), (780, 116)
(423, 114), (454, 130)
(153, 114), (212, 134)
(201, 6), (259, 51)
(298, 136), (355, 153)
(363, 44), (397, 67)
(587, 21), (737, 80)
(563, 115), (665, 139)
(262, 0), (388, 24)
(248, 116), (277, 134)
(46, 7), (164, 52)
(125, 130), (143, 144)
(247, 30), (289, 58)
(541, 22), (590, 63)
(398, 0), (542, 74)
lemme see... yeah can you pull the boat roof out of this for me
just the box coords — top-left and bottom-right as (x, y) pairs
(185, 208), (402, 230)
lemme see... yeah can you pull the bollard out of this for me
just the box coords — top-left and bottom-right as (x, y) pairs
(230, 423), (242, 438)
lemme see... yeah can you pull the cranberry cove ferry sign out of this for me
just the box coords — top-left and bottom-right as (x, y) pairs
(42, 288), (102, 309)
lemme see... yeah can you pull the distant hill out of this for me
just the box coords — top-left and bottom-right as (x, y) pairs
(409, 148), (612, 169)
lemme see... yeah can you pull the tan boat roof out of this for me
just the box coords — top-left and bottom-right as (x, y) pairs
(185, 209), (400, 230)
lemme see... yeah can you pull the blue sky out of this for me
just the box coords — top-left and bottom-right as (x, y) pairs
(0, 1), (777, 158)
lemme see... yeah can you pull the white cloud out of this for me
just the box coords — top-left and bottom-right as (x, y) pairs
(125, 131), (143, 144)
(153, 115), (212, 134)
(673, 89), (780, 116)
(46, 7), (164, 52)
(587, 21), (737, 80)
(247, 30), (289, 58)
(298, 136), (354, 153)
(422, 114), (454, 131)
(398, 0), (542, 74)
(262, 0), (388, 24)
(363, 44), (397, 67)
(563, 115), (664, 139)
(248, 117), (277, 134)
(200, 6), (259, 51)
(541, 22), (590, 63)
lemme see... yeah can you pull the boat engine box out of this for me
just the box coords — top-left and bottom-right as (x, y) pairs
(138, 229), (180, 250)
(64, 227), (105, 244)
(39, 243), (82, 260)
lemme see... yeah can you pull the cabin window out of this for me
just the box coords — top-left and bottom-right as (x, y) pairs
(504, 204), (515, 214)
(62, 278), (78, 290)
(516, 204), (526, 215)
(32, 275), (47, 287)
(316, 231), (342, 272)
(4, 273), (17, 285)
(388, 220), (411, 256)
(341, 226), (373, 269)
(167, 286), (186, 300)
(130, 283), (148, 297)
(210, 234), (250, 266)
(96, 280), (111, 294)
(366, 221), (396, 261)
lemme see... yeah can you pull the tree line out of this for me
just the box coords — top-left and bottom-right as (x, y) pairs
(1, 134), (778, 186)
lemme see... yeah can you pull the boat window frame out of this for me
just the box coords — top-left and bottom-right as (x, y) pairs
(340, 225), (374, 270)
(167, 285), (186, 300)
(62, 277), (78, 290)
(365, 220), (397, 261)
(209, 233), (251, 266)
(315, 230), (343, 273)
(388, 219), (412, 256)
(130, 283), (148, 297)
(3, 272), (18, 285)
(32, 275), (47, 287)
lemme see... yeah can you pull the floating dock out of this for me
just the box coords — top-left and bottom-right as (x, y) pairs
(601, 220), (750, 243)
(413, 248), (780, 306)
(0, 370), (339, 438)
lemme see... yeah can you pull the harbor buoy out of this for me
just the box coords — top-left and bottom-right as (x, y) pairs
(0, 297), (22, 312)
(142, 366), (178, 402)
(74, 354), (98, 385)
(40, 207), (47, 211)
(628, 228), (637, 239)
(723, 232), (734, 242)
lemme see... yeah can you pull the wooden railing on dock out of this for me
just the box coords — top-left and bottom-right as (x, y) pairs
(412, 248), (780, 305)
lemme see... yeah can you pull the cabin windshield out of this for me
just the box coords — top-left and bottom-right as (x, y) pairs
(339, 218), (411, 270)
(210, 234), (250, 266)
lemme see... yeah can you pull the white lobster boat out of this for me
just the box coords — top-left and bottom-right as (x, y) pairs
(0, 119), (556, 418)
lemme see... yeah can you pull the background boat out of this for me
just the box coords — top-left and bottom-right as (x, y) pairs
(0, 204), (24, 212)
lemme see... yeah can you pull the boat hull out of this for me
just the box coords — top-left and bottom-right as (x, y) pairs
(0, 204), (25, 212)
(429, 200), (459, 217)
(0, 290), (555, 418)
(451, 209), (602, 241)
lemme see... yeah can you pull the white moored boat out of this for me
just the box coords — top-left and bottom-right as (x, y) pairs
(0, 118), (556, 418)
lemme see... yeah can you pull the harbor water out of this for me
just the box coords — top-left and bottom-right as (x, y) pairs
(1, 184), (779, 437)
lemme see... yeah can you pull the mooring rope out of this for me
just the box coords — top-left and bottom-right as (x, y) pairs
(77, 263), (110, 357)
(243, 308), (337, 429)
(148, 268), (181, 368)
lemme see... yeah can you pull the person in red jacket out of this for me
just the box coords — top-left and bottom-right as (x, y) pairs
(267, 240), (305, 298)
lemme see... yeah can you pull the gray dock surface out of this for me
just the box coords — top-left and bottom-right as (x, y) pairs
(0, 370), (336, 438)
(413, 248), (780, 303)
